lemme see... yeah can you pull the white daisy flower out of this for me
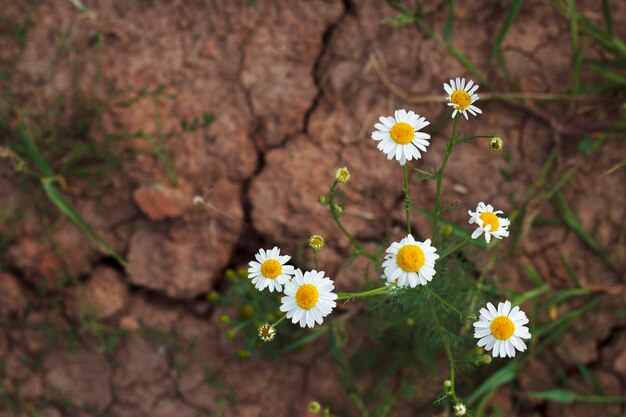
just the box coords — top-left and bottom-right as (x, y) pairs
(247, 247), (295, 292)
(473, 300), (531, 358)
(443, 77), (482, 119)
(382, 235), (439, 287)
(371, 109), (431, 166)
(468, 202), (510, 244)
(280, 269), (337, 328)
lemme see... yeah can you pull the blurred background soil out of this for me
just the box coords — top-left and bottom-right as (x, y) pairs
(0, 1), (625, 416)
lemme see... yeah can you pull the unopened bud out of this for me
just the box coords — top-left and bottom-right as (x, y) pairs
(441, 224), (453, 235)
(257, 323), (276, 342)
(309, 234), (325, 250)
(454, 403), (467, 416)
(308, 401), (321, 413)
(240, 304), (254, 319)
(489, 136), (504, 151)
(335, 167), (350, 184)
(206, 291), (220, 303)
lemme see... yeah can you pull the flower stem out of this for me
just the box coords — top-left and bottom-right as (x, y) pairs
(337, 286), (390, 301)
(439, 238), (471, 261)
(328, 183), (377, 262)
(431, 301), (458, 402)
(402, 164), (411, 235)
(312, 249), (320, 270)
(423, 286), (465, 318)
(271, 314), (287, 329)
(432, 115), (458, 243)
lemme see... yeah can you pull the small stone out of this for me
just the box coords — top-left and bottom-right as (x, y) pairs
(0, 272), (27, 318)
(84, 266), (129, 319)
(44, 350), (112, 409)
(133, 184), (183, 221)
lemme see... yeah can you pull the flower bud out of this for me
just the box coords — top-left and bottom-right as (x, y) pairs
(308, 401), (321, 413)
(206, 291), (220, 303)
(454, 403), (467, 416)
(489, 136), (504, 151)
(257, 323), (276, 342)
(335, 167), (350, 184)
(309, 234), (325, 250)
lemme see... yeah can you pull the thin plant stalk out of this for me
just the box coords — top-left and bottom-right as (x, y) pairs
(403, 164), (412, 235)
(433, 115), (458, 242)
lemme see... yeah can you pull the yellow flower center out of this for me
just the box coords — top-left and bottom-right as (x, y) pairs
(479, 212), (500, 232)
(396, 245), (425, 272)
(390, 122), (415, 145)
(490, 316), (515, 340)
(451, 90), (471, 110)
(260, 259), (282, 279)
(295, 284), (319, 310)
(309, 234), (325, 250)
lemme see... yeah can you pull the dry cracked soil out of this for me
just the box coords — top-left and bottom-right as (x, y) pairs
(1, 1), (626, 417)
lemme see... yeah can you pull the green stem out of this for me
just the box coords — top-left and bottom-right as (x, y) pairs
(431, 302), (458, 403)
(337, 286), (390, 301)
(271, 314), (287, 329)
(432, 115), (458, 242)
(329, 183), (377, 262)
(439, 238), (471, 261)
(424, 286), (465, 318)
(402, 164), (411, 235)
(312, 249), (320, 270)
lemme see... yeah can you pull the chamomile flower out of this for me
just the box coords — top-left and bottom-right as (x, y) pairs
(382, 235), (439, 287)
(473, 300), (531, 358)
(468, 202), (510, 243)
(247, 247), (295, 292)
(371, 109), (431, 166)
(280, 269), (337, 328)
(257, 323), (276, 342)
(444, 77), (482, 119)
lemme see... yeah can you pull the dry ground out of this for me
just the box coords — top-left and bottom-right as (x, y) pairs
(1, 1), (625, 416)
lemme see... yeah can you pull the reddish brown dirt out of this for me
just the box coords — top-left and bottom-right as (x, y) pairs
(1, 1), (625, 417)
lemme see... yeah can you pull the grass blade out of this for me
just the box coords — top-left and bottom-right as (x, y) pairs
(551, 191), (613, 268)
(602, 0), (613, 38)
(19, 121), (54, 177)
(527, 389), (575, 403)
(586, 60), (626, 85)
(42, 177), (127, 268)
(467, 364), (517, 404)
(443, 0), (456, 41)
(488, 0), (525, 63)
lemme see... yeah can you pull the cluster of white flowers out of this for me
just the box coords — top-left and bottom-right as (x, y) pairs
(246, 78), (530, 362)
(248, 247), (337, 329)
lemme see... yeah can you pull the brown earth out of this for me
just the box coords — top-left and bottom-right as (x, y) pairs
(1, 1), (625, 417)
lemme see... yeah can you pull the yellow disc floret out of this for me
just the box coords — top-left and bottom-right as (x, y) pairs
(260, 259), (282, 279)
(490, 316), (515, 340)
(451, 90), (471, 110)
(479, 212), (500, 232)
(396, 245), (425, 272)
(390, 122), (415, 145)
(295, 284), (319, 309)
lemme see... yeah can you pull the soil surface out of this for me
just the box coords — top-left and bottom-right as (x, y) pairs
(1, 1), (625, 417)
